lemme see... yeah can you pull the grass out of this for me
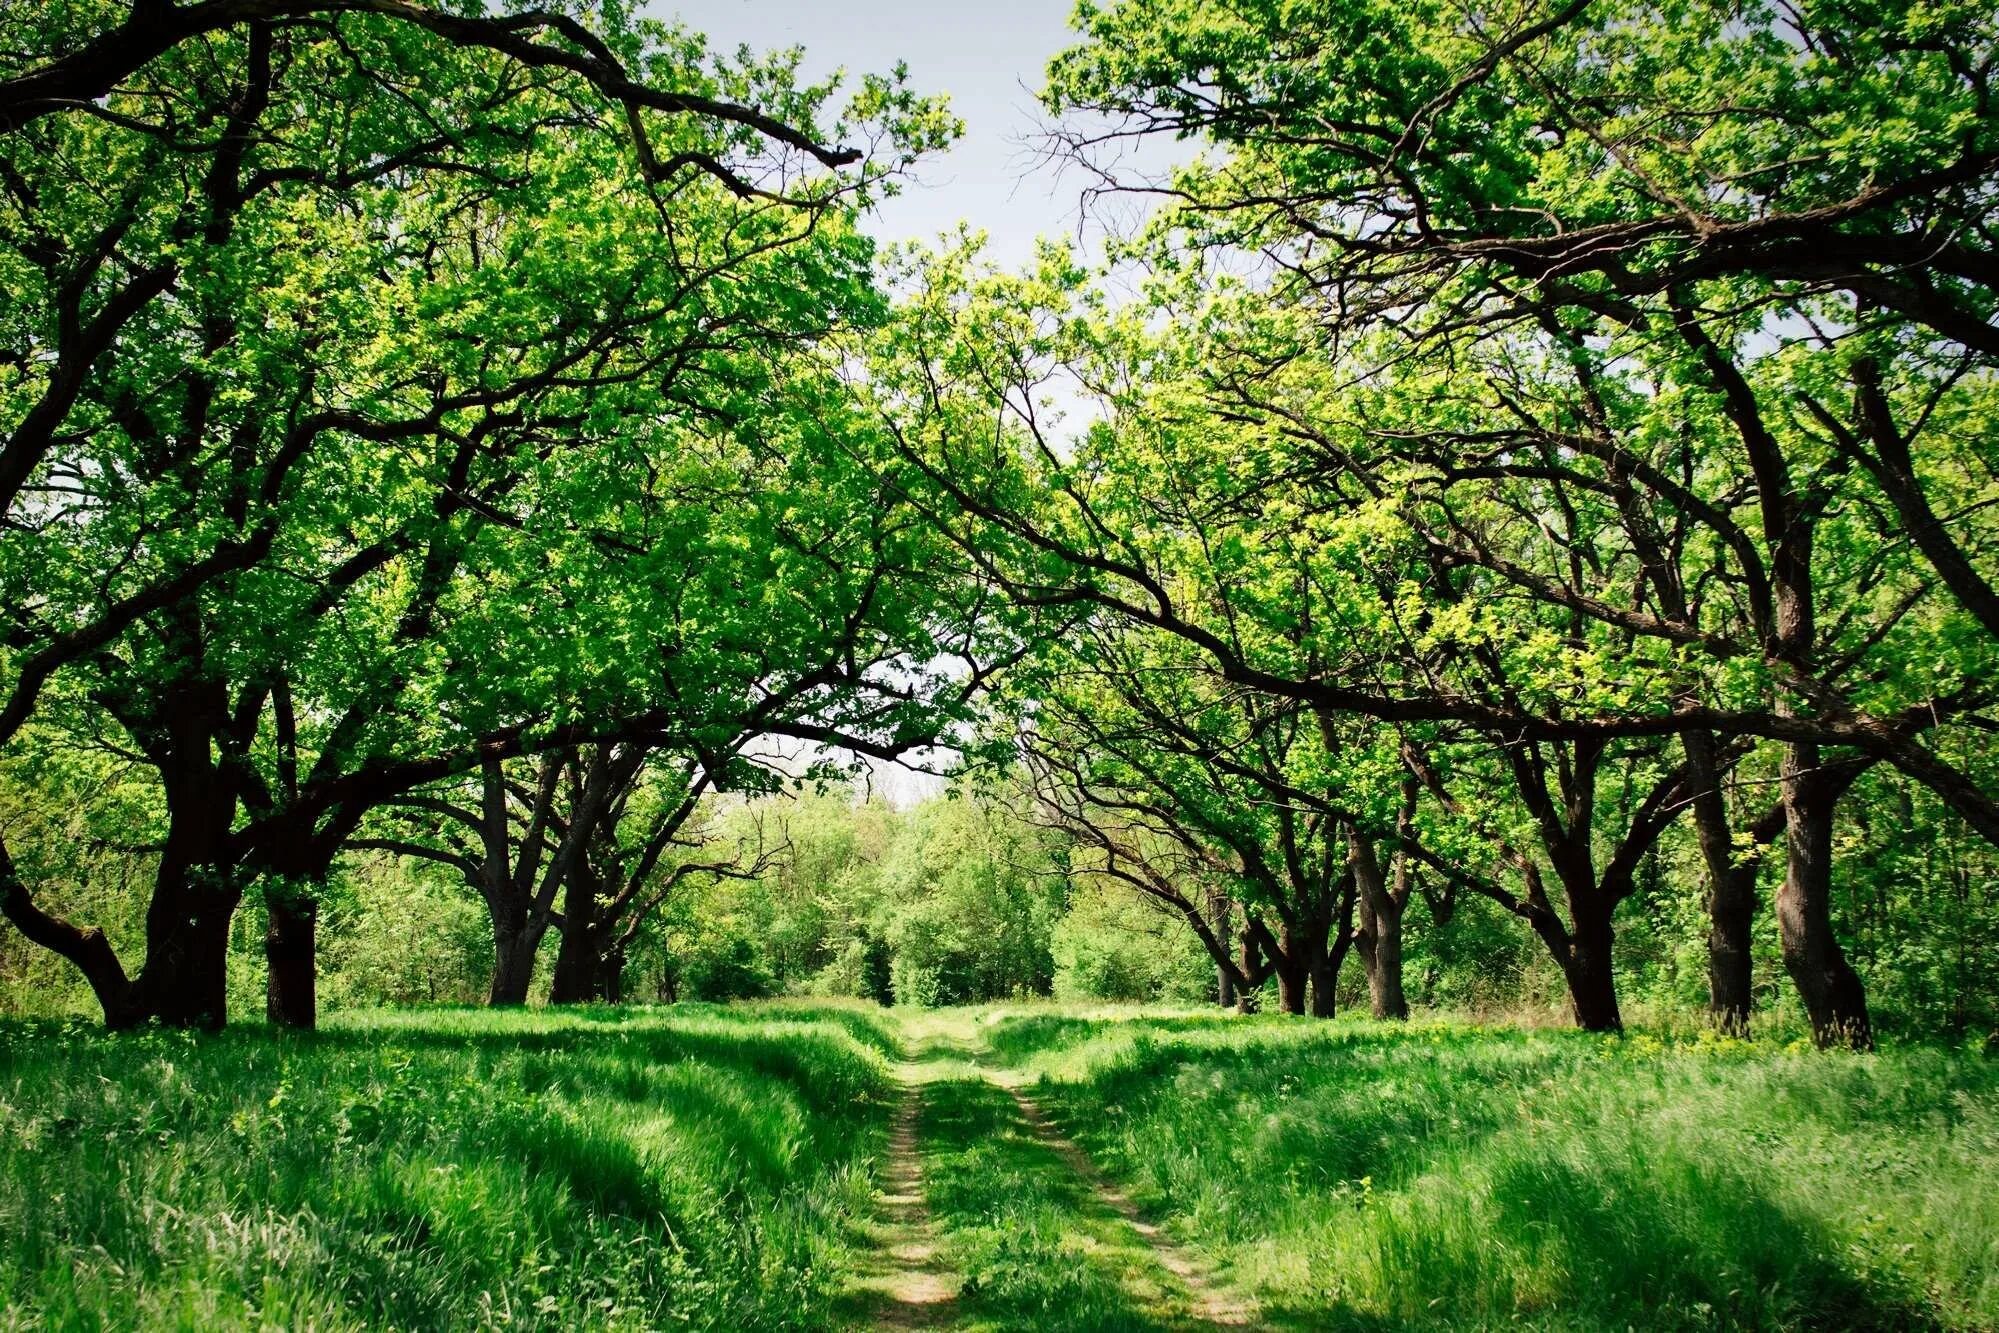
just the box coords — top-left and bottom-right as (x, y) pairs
(0, 1003), (897, 1330)
(989, 1010), (1999, 1330)
(3, 1002), (1996, 1330)
(918, 1075), (1206, 1331)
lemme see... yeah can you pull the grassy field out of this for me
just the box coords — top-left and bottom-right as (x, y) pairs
(2, 1004), (1996, 1330)
(0, 1005), (899, 1330)
(984, 1010), (1999, 1331)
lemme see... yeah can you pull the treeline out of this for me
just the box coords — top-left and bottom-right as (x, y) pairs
(869, 0), (1999, 1049)
(0, 2), (997, 1031)
(3, 1), (1997, 1048)
(4, 767), (1988, 1043)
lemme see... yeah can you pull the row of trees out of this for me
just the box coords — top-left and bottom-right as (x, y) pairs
(4, 0), (1995, 1046)
(869, 0), (1999, 1048)
(0, 1), (1039, 1029)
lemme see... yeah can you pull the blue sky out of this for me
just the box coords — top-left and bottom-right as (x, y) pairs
(656, 0), (1118, 267)
(653, 2), (1158, 801)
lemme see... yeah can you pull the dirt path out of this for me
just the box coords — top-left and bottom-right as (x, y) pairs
(861, 1011), (1256, 1330)
(997, 1080), (1256, 1328)
(845, 1072), (959, 1329)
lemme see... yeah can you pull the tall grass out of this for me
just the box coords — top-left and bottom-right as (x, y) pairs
(998, 1013), (1999, 1331)
(7, 1002), (1995, 1330)
(0, 1004), (894, 1330)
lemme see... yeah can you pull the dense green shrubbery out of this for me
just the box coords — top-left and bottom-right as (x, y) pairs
(3, 771), (1992, 1038)
(1050, 880), (1214, 1004)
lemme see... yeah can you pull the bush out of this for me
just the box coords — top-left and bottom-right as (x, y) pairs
(682, 933), (777, 1002)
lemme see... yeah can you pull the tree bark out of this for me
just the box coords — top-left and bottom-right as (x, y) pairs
(133, 899), (237, 1030)
(1682, 730), (1756, 1035)
(131, 808), (242, 1029)
(1778, 741), (1872, 1048)
(549, 865), (603, 1005)
(1307, 949), (1337, 1017)
(599, 945), (626, 1003)
(1357, 892), (1408, 1020)
(1274, 957), (1307, 1014)
(1308, 880), (1355, 1017)
(489, 920), (543, 1006)
(1349, 832), (1409, 1020)
(1562, 906), (1623, 1033)
(1212, 888), (1236, 1008)
(1274, 919), (1320, 1016)
(1235, 934), (1261, 1014)
(264, 887), (317, 1029)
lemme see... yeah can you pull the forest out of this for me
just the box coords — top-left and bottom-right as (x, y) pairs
(2, 0), (1997, 1328)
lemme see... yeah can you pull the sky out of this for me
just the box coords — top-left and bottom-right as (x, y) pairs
(652, 1), (1145, 804)
(655, 0), (1124, 268)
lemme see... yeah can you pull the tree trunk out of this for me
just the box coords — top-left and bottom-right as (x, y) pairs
(1212, 889), (1236, 1008)
(1309, 882), (1355, 1018)
(1358, 892), (1408, 1020)
(1562, 907), (1622, 1033)
(1275, 920), (1317, 1015)
(1778, 742), (1872, 1049)
(134, 900), (237, 1029)
(264, 886), (317, 1029)
(1235, 934), (1260, 1014)
(489, 921), (542, 1006)
(599, 945), (626, 1003)
(133, 828), (242, 1030)
(548, 868), (601, 1006)
(1349, 832), (1409, 1020)
(1308, 938), (1343, 1017)
(1274, 959), (1307, 1014)
(1682, 730), (1755, 1035)
(128, 724), (241, 1029)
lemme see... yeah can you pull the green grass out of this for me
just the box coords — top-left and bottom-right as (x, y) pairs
(4, 1003), (1997, 1330)
(918, 1075), (1208, 1331)
(0, 1003), (895, 1330)
(992, 1011), (1999, 1330)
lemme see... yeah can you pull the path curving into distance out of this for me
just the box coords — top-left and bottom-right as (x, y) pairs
(844, 1014), (1256, 1331)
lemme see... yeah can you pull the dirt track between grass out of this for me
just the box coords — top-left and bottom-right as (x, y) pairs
(847, 1013), (1256, 1330)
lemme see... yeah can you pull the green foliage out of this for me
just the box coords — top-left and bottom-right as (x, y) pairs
(681, 932), (779, 1003)
(876, 795), (1064, 1007)
(645, 786), (1065, 1011)
(1052, 879), (1214, 1003)
(315, 857), (494, 1009)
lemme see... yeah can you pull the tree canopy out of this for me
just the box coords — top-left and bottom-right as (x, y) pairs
(1, 0), (1994, 1051)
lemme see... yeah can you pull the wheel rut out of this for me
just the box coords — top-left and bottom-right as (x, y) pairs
(848, 1071), (959, 1329)
(851, 1013), (1256, 1331)
(993, 1078), (1256, 1328)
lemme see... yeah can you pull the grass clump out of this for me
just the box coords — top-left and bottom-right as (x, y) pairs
(0, 1004), (893, 1331)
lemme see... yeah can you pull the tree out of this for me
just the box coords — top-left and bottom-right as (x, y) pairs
(855, 0), (1999, 1046)
(1015, 618), (1389, 1017)
(1037, 0), (1999, 1050)
(0, 2), (956, 1027)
